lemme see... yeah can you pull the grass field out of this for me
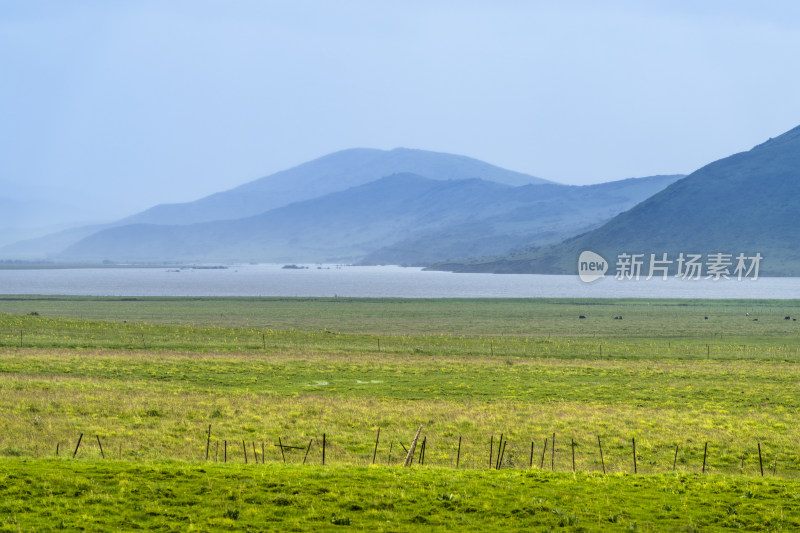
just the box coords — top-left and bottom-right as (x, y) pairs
(1, 296), (799, 531)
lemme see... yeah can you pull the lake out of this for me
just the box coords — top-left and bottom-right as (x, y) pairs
(0, 264), (798, 298)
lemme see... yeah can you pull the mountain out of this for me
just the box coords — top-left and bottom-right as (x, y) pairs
(120, 147), (551, 226)
(1, 147), (549, 259)
(360, 174), (684, 265)
(57, 173), (682, 265)
(434, 125), (800, 276)
(0, 193), (99, 249)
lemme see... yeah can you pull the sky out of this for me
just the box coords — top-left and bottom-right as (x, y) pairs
(3, 0), (800, 223)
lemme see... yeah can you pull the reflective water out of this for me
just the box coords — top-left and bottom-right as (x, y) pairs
(0, 264), (797, 298)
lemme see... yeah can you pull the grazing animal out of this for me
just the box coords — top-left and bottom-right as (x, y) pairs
(786, 316), (791, 320)
(579, 315), (586, 319)
(704, 317), (708, 320)
(746, 313), (750, 317)
(753, 318), (758, 322)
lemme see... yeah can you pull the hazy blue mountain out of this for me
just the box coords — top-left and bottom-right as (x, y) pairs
(1, 147), (550, 258)
(433, 125), (800, 276)
(361, 174), (684, 265)
(121, 147), (551, 226)
(58, 173), (682, 265)
(0, 193), (104, 250)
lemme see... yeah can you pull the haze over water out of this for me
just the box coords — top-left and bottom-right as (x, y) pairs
(0, 265), (796, 299)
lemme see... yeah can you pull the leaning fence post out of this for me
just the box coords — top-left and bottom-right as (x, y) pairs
(243, 440), (248, 464)
(529, 441), (534, 469)
(495, 434), (504, 470)
(403, 426), (423, 467)
(96, 435), (105, 459)
(539, 438), (548, 469)
(758, 442), (763, 477)
(632, 437), (637, 474)
(303, 439), (313, 465)
(457, 436), (462, 469)
(372, 428), (381, 465)
(278, 436), (286, 463)
(73, 433), (83, 459)
(497, 440), (506, 470)
(673, 444), (679, 472)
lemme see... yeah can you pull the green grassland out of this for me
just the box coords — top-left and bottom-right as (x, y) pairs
(1, 296), (800, 531)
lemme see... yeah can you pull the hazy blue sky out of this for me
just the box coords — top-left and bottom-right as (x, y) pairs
(3, 1), (800, 220)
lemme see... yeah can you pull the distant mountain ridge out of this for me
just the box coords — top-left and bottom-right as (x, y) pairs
(57, 173), (683, 264)
(433, 125), (800, 276)
(121, 147), (552, 226)
(1, 147), (551, 259)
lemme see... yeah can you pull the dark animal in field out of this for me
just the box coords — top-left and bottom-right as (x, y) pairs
(704, 316), (708, 320)
(786, 316), (791, 320)
(753, 318), (758, 321)
(579, 315), (586, 319)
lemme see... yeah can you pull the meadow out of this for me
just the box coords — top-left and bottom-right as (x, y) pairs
(1, 296), (800, 531)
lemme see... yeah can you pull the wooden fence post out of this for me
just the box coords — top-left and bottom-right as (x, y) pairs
(323, 433), (326, 465)
(403, 426), (423, 467)
(529, 441), (534, 469)
(571, 438), (576, 473)
(497, 440), (506, 470)
(702, 442), (708, 474)
(278, 436), (286, 463)
(632, 437), (637, 474)
(495, 434), (504, 470)
(372, 428), (381, 465)
(205, 425), (211, 460)
(73, 433), (83, 459)
(598, 436), (606, 474)
(96, 435), (105, 459)
(673, 444), (679, 472)
(539, 438), (548, 469)
(758, 442), (763, 477)
(457, 436), (462, 469)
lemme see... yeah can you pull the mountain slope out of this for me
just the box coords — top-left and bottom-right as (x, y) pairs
(58, 173), (682, 265)
(121, 147), (551, 226)
(361, 174), (684, 265)
(1, 147), (549, 259)
(435, 125), (800, 276)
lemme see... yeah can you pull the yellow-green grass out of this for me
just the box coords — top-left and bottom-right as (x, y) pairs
(1, 296), (800, 530)
(2, 460), (800, 532)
